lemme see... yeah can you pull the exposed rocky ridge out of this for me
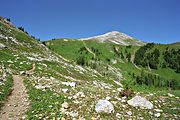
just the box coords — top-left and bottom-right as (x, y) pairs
(80, 31), (145, 46)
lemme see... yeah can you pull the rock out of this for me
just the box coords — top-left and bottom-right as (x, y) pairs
(111, 59), (117, 64)
(62, 102), (69, 109)
(20, 71), (25, 75)
(73, 92), (85, 99)
(72, 95), (78, 99)
(62, 88), (68, 93)
(0, 43), (6, 48)
(76, 92), (85, 98)
(91, 117), (99, 120)
(68, 96), (72, 100)
(105, 96), (111, 100)
(122, 104), (126, 108)
(149, 93), (154, 96)
(122, 96), (126, 99)
(69, 111), (78, 118)
(127, 96), (153, 109)
(80, 93), (86, 98)
(49, 105), (53, 108)
(61, 117), (66, 120)
(154, 109), (163, 112)
(60, 108), (67, 113)
(149, 111), (153, 115)
(121, 96), (126, 103)
(34, 85), (46, 90)
(168, 93), (174, 97)
(14, 104), (18, 107)
(113, 81), (123, 87)
(117, 87), (123, 92)
(126, 111), (132, 116)
(116, 113), (121, 118)
(22, 116), (26, 120)
(95, 100), (114, 113)
(154, 113), (161, 117)
(62, 82), (76, 87)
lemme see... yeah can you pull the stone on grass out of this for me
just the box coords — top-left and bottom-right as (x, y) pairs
(62, 88), (68, 93)
(61, 117), (66, 120)
(68, 111), (78, 118)
(105, 96), (111, 100)
(95, 100), (114, 113)
(0, 43), (6, 48)
(154, 109), (163, 112)
(116, 113), (121, 118)
(127, 96), (153, 109)
(168, 93), (174, 97)
(62, 82), (76, 87)
(62, 102), (69, 109)
(154, 113), (161, 117)
(126, 111), (132, 116)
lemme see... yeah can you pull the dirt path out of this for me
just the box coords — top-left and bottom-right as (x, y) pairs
(0, 75), (29, 120)
(82, 41), (96, 58)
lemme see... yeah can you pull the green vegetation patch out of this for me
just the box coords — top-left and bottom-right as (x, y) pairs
(0, 75), (13, 108)
(24, 79), (66, 119)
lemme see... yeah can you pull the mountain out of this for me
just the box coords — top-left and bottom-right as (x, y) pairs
(0, 16), (180, 119)
(171, 42), (180, 46)
(80, 31), (146, 46)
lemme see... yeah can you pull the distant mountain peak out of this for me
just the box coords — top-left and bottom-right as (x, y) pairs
(80, 31), (145, 46)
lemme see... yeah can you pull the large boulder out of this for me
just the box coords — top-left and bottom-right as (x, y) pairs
(95, 100), (114, 113)
(127, 96), (153, 109)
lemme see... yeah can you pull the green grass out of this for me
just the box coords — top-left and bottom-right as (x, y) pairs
(45, 39), (85, 60)
(1, 17), (180, 119)
(152, 68), (180, 80)
(45, 39), (180, 89)
(24, 79), (66, 119)
(0, 75), (13, 108)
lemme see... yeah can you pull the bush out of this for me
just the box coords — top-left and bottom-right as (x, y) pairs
(76, 56), (86, 66)
(18, 26), (24, 32)
(6, 18), (11, 22)
(134, 71), (179, 89)
(163, 48), (180, 72)
(120, 88), (134, 98)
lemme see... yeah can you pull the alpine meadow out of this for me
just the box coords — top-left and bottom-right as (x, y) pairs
(0, 0), (180, 119)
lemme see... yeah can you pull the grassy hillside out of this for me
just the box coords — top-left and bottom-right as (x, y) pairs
(0, 17), (180, 119)
(45, 39), (180, 86)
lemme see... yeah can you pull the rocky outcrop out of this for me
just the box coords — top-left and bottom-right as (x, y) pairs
(80, 31), (145, 46)
(127, 96), (153, 109)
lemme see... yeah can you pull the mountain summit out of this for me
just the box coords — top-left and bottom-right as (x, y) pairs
(80, 31), (145, 46)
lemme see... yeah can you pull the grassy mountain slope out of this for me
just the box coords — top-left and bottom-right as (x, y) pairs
(0, 17), (180, 119)
(44, 38), (180, 119)
(171, 42), (180, 46)
(45, 39), (180, 84)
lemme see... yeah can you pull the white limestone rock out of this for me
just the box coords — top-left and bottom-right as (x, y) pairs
(0, 43), (6, 48)
(62, 88), (68, 93)
(127, 96), (153, 109)
(154, 113), (161, 117)
(62, 82), (76, 87)
(126, 111), (132, 116)
(168, 93), (174, 97)
(62, 102), (69, 109)
(95, 100), (114, 113)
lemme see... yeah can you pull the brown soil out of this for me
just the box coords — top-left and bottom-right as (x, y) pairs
(0, 75), (29, 120)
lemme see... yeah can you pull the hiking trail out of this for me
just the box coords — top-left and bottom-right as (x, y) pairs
(0, 75), (29, 120)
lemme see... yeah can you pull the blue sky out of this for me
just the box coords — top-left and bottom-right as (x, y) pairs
(0, 0), (180, 43)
